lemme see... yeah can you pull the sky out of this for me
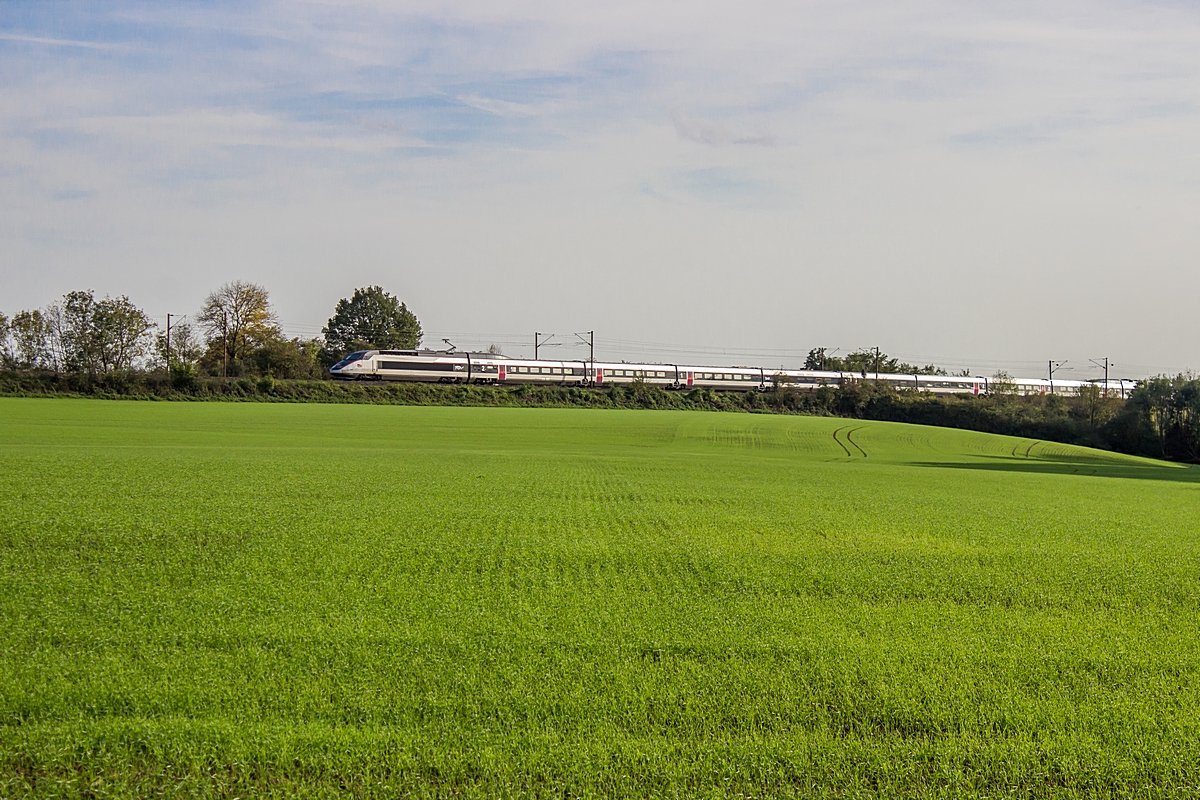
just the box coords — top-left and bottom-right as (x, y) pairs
(1, 1), (1198, 379)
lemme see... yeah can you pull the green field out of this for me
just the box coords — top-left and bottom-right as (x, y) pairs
(2, 399), (1199, 798)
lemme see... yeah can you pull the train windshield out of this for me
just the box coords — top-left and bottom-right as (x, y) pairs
(333, 351), (369, 368)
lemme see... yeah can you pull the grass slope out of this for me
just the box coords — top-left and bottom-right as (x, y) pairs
(1, 399), (1198, 798)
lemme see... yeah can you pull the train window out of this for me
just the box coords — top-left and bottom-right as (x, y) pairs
(518, 366), (528, 373)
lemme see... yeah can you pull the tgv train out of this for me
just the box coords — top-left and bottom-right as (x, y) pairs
(330, 349), (1134, 397)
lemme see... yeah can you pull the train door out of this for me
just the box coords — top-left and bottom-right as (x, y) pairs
(596, 368), (604, 384)
(686, 371), (694, 387)
(498, 364), (506, 382)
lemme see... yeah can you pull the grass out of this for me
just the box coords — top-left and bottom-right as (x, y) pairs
(1, 398), (1198, 798)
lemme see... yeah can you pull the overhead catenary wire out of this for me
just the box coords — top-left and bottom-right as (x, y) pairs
(243, 318), (1189, 379)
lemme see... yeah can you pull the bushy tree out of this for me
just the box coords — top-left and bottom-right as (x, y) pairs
(198, 281), (279, 375)
(45, 291), (155, 373)
(1103, 375), (1200, 461)
(323, 286), (422, 360)
(988, 370), (1017, 396)
(0, 313), (11, 369)
(9, 309), (52, 369)
(251, 335), (323, 379)
(804, 347), (832, 371)
(92, 295), (155, 372)
(805, 347), (946, 376)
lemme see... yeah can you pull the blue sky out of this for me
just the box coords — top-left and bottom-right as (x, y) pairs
(2, 1), (1199, 376)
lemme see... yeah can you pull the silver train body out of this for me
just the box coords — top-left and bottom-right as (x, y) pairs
(329, 349), (1135, 397)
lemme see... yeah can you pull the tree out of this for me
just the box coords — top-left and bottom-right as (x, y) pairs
(198, 281), (279, 374)
(0, 313), (11, 369)
(43, 291), (154, 373)
(52, 291), (99, 372)
(988, 370), (1017, 396)
(10, 309), (53, 370)
(323, 286), (422, 359)
(91, 295), (155, 371)
(251, 334), (323, 379)
(1078, 383), (1119, 430)
(805, 348), (832, 371)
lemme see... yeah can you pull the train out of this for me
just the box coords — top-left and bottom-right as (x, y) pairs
(330, 348), (1133, 397)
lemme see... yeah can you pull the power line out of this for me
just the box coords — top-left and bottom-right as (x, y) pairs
(262, 319), (1191, 378)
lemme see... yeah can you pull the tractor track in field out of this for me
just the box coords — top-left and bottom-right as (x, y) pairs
(831, 426), (868, 458)
(845, 427), (868, 458)
(830, 426), (852, 457)
(1011, 440), (1041, 459)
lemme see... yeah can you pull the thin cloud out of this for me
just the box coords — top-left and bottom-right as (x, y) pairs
(456, 95), (538, 118)
(0, 33), (124, 50)
(670, 110), (778, 146)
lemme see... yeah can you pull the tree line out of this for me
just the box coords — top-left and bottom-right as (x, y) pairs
(3, 284), (1199, 462)
(804, 347), (953, 376)
(0, 283), (422, 380)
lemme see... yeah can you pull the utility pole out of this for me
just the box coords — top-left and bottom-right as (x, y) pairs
(1048, 360), (1067, 395)
(165, 313), (173, 369)
(1089, 357), (1111, 397)
(534, 332), (556, 360)
(874, 346), (881, 380)
(222, 311), (228, 378)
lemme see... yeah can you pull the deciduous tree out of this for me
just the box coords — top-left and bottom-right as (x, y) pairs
(323, 286), (421, 359)
(91, 295), (155, 372)
(10, 309), (53, 370)
(44, 291), (154, 373)
(0, 313), (11, 369)
(198, 281), (279, 373)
